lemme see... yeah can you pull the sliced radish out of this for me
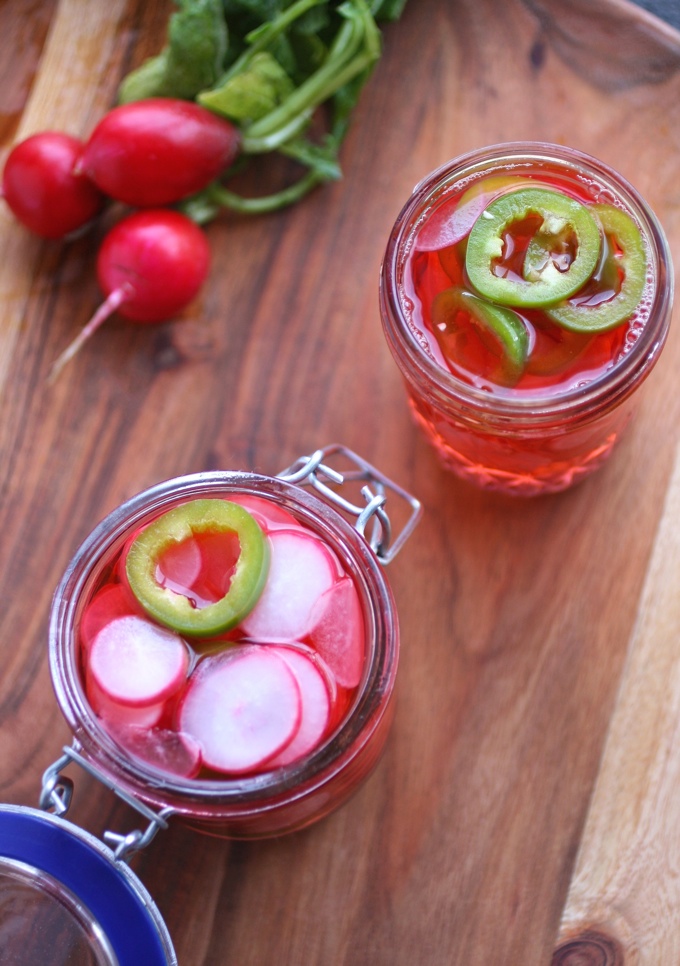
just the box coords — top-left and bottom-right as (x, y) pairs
(86, 673), (165, 729)
(267, 647), (332, 766)
(227, 494), (300, 532)
(80, 584), (137, 650)
(89, 615), (190, 707)
(113, 726), (202, 778)
(308, 578), (365, 689)
(415, 175), (532, 251)
(179, 646), (302, 774)
(241, 529), (336, 642)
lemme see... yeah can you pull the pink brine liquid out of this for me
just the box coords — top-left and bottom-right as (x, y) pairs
(407, 166), (645, 398)
(77, 493), (366, 782)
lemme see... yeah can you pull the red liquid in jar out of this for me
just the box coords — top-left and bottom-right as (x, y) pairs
(406, 167), (648, 398)
(77, 494), (366, 781)
(379, 147), (671, 495)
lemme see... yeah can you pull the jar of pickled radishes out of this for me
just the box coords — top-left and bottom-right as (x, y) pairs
(46, 446), (422, 840)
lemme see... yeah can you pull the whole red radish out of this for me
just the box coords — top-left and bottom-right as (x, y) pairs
(49, 209), (210, 380)
(2, 132), (105, 239)
(79, 99), (241, 207)
(97, 209), (210, 321)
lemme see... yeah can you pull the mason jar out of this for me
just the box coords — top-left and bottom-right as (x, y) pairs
(47, 446), (421, 840)
(380, 142), (673, 495)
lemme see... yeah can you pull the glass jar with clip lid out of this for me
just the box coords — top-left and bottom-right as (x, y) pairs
(0, 446), (422, 964)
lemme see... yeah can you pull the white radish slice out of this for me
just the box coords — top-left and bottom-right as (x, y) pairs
(267, 647), (332, 766)
(415, 175), (532, 251)
(113, 726), (202, 778)
(89, 615), (190, 707)
(309, 578), (365, 688)
(178, 646), (302, 774)
(86, 673), (164, 729)
(80, 584), (136, 650)
(227, 494), (300, 532)
(241, 529), (336, 642)
(415, 196), (486, 251)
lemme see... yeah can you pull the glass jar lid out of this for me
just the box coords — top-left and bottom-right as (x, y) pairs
(0, 805), (176, 966)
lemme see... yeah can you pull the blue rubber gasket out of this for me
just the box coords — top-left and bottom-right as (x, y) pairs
(0, 805), (175, 965)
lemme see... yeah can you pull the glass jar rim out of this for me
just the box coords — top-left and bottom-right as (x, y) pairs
(380, 140), (674, 423)
(49, 470), (398, 808)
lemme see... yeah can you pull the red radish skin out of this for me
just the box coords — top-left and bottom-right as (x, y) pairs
(241, 529), (337, 643)
(267, 647), (332, 767)
(179, 646), (302, 774)
(89, 615), (190, 707)
(2, 132), (105, 239)
(97, 209), (210, 321)
(49, 209), (210, 380)
(79, 99), (241, 207)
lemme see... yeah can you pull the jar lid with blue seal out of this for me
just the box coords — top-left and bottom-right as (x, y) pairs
(0, 800), (176, 965)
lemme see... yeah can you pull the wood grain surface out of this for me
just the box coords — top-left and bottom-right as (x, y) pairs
(555, 445), (680, 963)
(0, 0), (679, 964)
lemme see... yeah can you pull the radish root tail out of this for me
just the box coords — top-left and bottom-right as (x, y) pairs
(48, 284), (132, 383)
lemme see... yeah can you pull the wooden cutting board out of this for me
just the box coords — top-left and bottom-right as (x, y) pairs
(554, 453), (680, 963)
(1, 1), (679, 964)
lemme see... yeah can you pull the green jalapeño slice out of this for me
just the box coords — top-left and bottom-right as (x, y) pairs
(544, 204), (647, 333)
(126, 499), (269, 637)
(465, 187), (601, 308)
(432, 286), (529, 382)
